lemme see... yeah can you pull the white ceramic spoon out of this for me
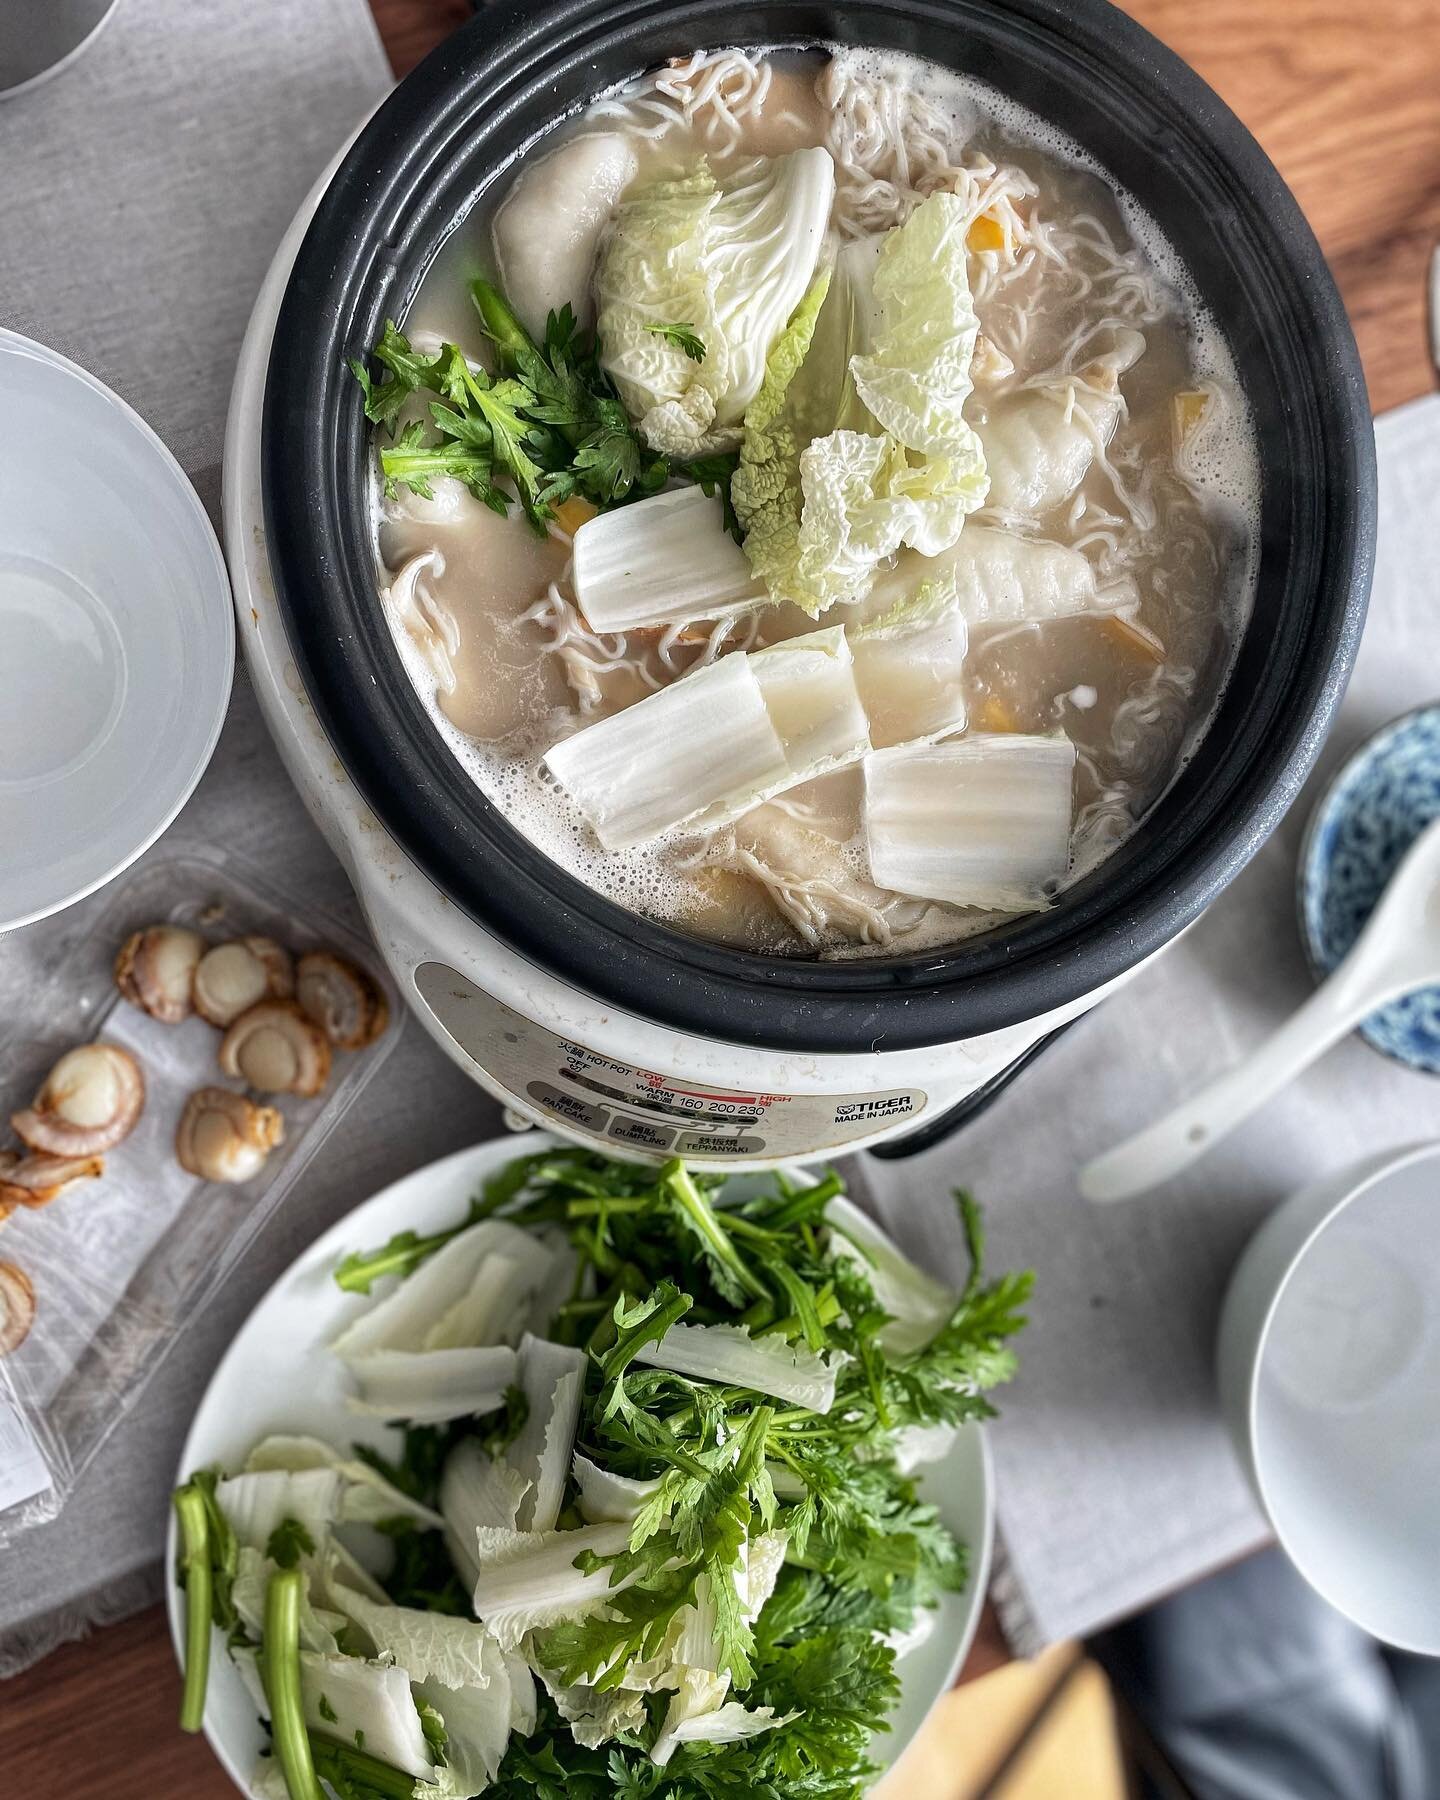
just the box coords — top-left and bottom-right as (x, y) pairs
(1079, 815), (1440, 1204)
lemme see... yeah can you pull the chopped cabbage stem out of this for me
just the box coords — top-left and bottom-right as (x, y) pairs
(263, 1568), (325, 1800)
(310, 1734), (415, 1798)
(865, 733), (1077, 910)
(173, 1482), (213, 1734)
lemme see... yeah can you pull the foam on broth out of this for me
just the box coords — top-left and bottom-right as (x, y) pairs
(371, 48), (1260, 957)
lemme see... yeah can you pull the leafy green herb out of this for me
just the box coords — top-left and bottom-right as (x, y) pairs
(351, 1420), (469, 1508)
(673, 449), (742, 541)
(371, 1515), (470, 1615)
(333, 1201), (490, 1294)
(222, 1150), (1030, 1798)
(478, 1383), (531, 1460)
(311, 1732), (413, 1800)
(264, 1515), (316, 1571)
(188, 1467), (239, 1629)
(350, 282), (670, 535)
(317, 1694), (338, 1725)
(646, 320), (707, 363)
(417, 1701), (448, 1756)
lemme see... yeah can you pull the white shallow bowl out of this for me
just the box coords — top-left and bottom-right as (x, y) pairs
(0, 330), (233, 930)
(1217, 1140), (1440, 1652)
(167, 1135), (993, 1793)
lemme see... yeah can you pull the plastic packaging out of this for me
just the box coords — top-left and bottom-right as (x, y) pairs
(0, 848), (400, 1543)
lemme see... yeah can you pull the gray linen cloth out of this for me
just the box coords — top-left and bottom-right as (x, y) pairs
(864, 395), (1440, 1653)
(0, 0), (494, 1674)
(2, 0), (1436, 1678)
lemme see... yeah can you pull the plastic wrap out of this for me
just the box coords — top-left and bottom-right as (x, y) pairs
(0, 849), (400, 1543)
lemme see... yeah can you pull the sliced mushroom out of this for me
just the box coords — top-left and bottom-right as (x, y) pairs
(12, 1044), (145, 1156)
(115, 925), (206, 1023)
(0, 1150), (105, 1208)
(218, 1001), (331, 1096)
(295, 952), (390, 1051)
(0, 1262), (35, 1355)
(193, 936), (296, 1028)
(176, 1087), (285, 1183)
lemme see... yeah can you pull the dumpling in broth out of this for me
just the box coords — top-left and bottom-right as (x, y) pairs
(870, 526), (1135, 628)
(492, 133), (640, 337)
(979, 327), (1146, 516)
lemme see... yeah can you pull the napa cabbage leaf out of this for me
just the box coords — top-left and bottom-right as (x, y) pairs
(595, 149), (835, 457)
(734, 190), (989, 617)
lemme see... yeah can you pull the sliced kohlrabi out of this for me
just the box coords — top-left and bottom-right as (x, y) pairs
(342, 1346), (519, 1423)
(508, 1334), (587, 1535)
(822, 1195), (957, 1355)
(469, 1521), (634, 1649)
(635, 1320), (845, 1413)
(749, 625), (872, 780)
(595, 149), (835, 456)
(298, 1652), (436, 1780)
(440, 1440), (530, 1590)
(865, 733), (1077, 910)
(848, 581), (969, 749)
(543, 651), (791, 850)
(570, 486), (765, 633)
(243, 1433), (445, 1533)
(331, 1218), (554, 1359)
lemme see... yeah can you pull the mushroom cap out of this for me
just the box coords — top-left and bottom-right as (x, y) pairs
(176, 1087), (285, 1183)
(0, 1261), (36, 1356)
(296, 951), (390, 1051)
(218, 1001), (331, 1097)
(114, 926), (206, 1024)
(0, 1150), (106, 1208)
(12, 1043), (145, 1157)
(193, 936), (297, 1028)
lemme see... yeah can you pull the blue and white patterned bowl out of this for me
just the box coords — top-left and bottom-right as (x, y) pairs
(1299, 704), (1440, 1073)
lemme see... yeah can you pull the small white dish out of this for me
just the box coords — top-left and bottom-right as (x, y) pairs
(0, 330), (233, 931)
(1217, 1141), (1440, 1652)
(165, 1135), (993, 1792)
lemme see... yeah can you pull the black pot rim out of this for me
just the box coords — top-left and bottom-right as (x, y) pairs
(262, 0), (1375, 1056)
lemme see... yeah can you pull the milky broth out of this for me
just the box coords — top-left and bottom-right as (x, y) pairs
(373, 49), (1259, 956)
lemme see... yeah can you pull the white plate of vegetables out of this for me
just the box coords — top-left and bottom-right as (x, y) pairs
(165, 1135), (1030, 1798)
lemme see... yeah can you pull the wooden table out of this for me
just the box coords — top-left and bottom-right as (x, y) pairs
(4, 3), (1436, 1792)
